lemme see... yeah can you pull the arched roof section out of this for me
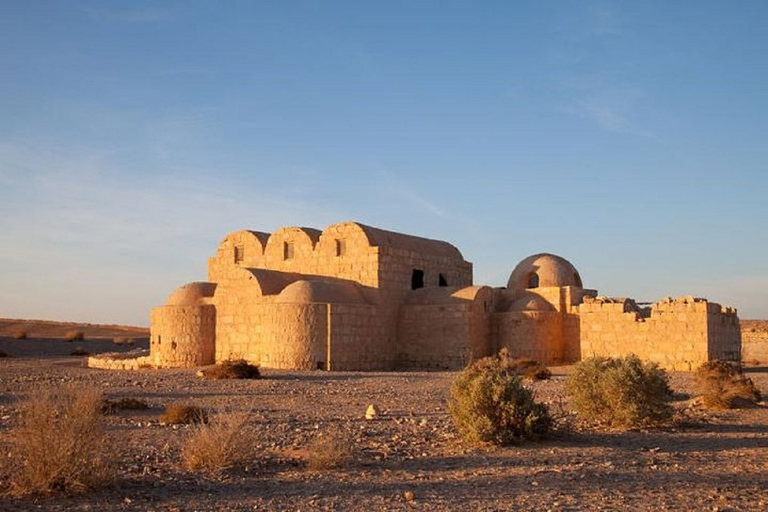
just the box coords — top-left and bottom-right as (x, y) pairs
(264, 226), (322, 262)
(276, 279), (368, 304)
(244, 269), (305, 296)
(404, 285), (491, 305)
(509, 293), (557, 312)
(220, 230), (270, 251)
(507, 253), (583, 291)
(166, 282), (217, 306)
(328, 222), (464, 261)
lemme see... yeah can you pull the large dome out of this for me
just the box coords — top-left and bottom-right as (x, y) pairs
(507, 253), (583, 291)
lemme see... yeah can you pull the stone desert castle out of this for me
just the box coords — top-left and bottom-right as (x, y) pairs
(103, 221), (741, 372)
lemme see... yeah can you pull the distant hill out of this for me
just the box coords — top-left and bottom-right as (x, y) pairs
(0, 318), (148, 339)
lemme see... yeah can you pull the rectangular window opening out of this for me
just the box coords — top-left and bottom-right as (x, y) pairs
(234, 245), (244, 264)
(283, 241), (294, 260)
(335, 238), (346, 257)
(411, 269), (425, 290)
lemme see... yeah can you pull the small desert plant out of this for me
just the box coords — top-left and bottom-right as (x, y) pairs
(307, 431), (354, 470)
(12, 329), (28, 340)
(695, 360), (761, 409)
(100, 397), (149, 414)
(566, 355), (673, 429)
(448, 355), (552, 446)
(3, 385), (115, 496)
(496, 350), (551, 381)
(70, 347), (89, 356)
(64, 330), (85, 342)
(112, 337), (135, 346)
(160, 403), (208, 425)
(201, 359), (261, 380)
(181, 413), (256, 474)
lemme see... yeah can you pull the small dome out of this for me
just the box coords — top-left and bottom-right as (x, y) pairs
(509, 294), (556, 312)
(277, 279), (367, 304)
(166, 282), (217, 306)
(507, 253), (583, 291)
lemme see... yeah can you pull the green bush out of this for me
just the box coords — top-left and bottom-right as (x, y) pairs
(566, 355), (672, 429)
(695, 360), (761, 409)
(448, 355), (552, 446)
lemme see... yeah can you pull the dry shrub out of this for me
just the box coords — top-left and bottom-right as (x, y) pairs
(160, 403), (208, 425)
(566, 355), (672, 429)
(2, 385), (115, 496)
(70, 347), (89, 356)
(64, 330), (85, 342)
(448, 355), (552, 446)
(181, 413), (256, 474)
(12, 329), (28, 340)
(100, 397), (149, 414)
(307, 431), (353, 470)
(695, 360), (761, 409)
(112, 337), (135, 346)
(201, 360), (261, 380)
(497, 350), (551, 381)
(0, 350), (8, 358)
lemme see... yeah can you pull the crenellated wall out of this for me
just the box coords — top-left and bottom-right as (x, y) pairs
(579, 296), (740, 371)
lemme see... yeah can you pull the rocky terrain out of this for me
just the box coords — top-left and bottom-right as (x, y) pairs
(0, 323), (766, 511)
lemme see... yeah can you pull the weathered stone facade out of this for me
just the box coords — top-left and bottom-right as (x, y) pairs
(98, 221), (742, 372)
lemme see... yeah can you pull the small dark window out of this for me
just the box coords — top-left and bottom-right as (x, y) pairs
(411, 269), (425, 290)
(527, 272), (539, 288)
(171, 341), (177, 351)
(283, 241), (294, 260)
(574, 271), (583, 288)
(157, 335), (161, 345)
(234, 245), (244, 264)
(438, 273), (448, 287)
(335, 239), (346, 257)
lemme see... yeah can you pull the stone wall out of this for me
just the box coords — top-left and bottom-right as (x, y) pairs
(741, 320), (768, 364)
(492, 311), (565, 364)
(149, 304), (216, 368)
(579, 296), (740, 371)
(328, 304), (391, 370)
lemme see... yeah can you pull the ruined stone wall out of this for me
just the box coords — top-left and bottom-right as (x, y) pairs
(492, 311), (565, 364)
(579, 297), (740, 371)
(742, 320), (768, 364)
(149, 305), (215, 368)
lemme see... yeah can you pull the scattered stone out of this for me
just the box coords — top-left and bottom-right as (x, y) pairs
(365, 404), (379, 420)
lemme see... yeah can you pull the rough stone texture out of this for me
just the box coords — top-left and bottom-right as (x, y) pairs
(90, 221), (743, 372)
(579, 296), (741, 371)
(742, 320), (768, 364)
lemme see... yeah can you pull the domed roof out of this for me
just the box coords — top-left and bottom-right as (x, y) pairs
(276, 279), (367, 304)
(166, 282), (217, 306)
(507, 253), (583, 291)
(509, 294), (556, 312)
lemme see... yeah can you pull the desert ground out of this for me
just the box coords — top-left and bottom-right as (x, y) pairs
(0, 320), (766, 511)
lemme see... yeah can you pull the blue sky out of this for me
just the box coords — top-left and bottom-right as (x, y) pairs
(1, 1), (767, 326)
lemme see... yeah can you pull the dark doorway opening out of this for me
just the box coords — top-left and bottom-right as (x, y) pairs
(527, 272), (539, 288)
(411, 269), (425, 290)
(438, 273), (448, 287)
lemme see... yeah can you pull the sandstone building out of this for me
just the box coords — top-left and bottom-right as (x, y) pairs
(120, 222), (741, 372)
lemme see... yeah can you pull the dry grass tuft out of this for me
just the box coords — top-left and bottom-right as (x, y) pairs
(181, 413), (257, 474)
(64, 330), (85, 342)
(566, 355), (672, 429)
(160, 403), (209, 425)
(307, 431), (354, 470)
(12, 329), (28, 340)
(695, 360), (761, 409)
(1, 385), (115, 496)
(100, 397), (149, 414)
(112, 337), (135, 346)
(200, 360), (261, 380)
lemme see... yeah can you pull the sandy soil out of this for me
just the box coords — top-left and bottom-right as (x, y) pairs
(0, 335), (766, 511)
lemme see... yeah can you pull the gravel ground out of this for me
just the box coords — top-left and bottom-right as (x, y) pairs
(0, 349), (766, 511)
